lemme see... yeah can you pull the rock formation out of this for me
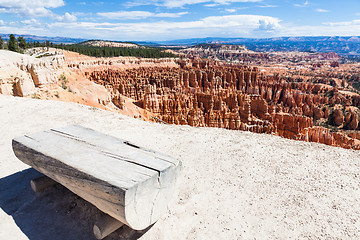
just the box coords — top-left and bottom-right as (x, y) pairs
(179, 44), (341, 65)
(1, 48), (359, 150)
(0, 50), (64, 97)
(86, 58), (360, 150)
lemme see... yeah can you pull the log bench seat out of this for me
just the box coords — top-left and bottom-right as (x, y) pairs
(12, 125), (181, 239)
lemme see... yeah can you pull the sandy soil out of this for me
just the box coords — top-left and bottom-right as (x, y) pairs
(1, 95), (360, 240)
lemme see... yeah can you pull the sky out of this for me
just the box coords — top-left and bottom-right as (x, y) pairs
(0, 0), (359, 41)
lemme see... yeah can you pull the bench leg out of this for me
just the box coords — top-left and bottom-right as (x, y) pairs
(93, 213), (124, 239)
(30, 175), (57, 193)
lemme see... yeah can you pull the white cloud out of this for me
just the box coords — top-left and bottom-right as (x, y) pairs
(44, 14), (281, 40)
(316, 8), (329, 13)
(126, 0), (261, 8)
(0, 0), (77, 26)
(258, 4), (277, 8)
(0, 23), (49, 37)
(225, 8), (237, 13)
(167, 0), (262, 8)
(21, 18), (40, 25)
(98, 11), (188, 20)
(294, 0), (309, 8)
(0, 0), (64, 17)
(258, 19), (280, 31)
(4, 12), (360, 42)
(204, 3), (219, 7)
(280, 20), (360, 37)
(55, 12), (77, 22)
(124, 0), (158, 8)
(215, 0), (260, 3)
(323, 19), (360, 27)
(223, 7), (248, 12)
(72, 12), (91, 17)
(156, 12), (188, 17)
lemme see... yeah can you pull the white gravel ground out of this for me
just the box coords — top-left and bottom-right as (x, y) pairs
(1, 94), (360, 240)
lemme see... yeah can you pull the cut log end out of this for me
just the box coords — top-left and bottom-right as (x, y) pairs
(93, 214), (124, 239)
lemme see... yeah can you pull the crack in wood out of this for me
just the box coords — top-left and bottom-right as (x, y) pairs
(12, 125), (181, 230)
(123, 141), (140, 149)
(24, 135), (38, 142)
(103, 152), (160, 176)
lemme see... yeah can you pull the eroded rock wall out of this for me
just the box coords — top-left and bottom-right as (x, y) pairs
(0, 50), (64, 97)
(87, 59), (360, 150)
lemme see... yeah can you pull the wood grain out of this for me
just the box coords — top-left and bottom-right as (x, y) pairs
(12, 125), (181, 230)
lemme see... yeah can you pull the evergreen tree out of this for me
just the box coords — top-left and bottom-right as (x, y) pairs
(8, 34), (17, 52)
(45, 40), (50, 50)
(0, 36), (3, 49)
(52, 42), (176, 58)
(17, 36), (27, 49)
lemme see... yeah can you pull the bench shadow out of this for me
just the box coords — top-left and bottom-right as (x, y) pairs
(0, 168), (152, 240)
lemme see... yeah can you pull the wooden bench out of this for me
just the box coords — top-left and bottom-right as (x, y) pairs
(12, 125), (181, 239)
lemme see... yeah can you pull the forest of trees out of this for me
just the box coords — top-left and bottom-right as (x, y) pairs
(0, 34), (53, 53)
(0, 34), (175, 58)
(52, 43), (175, 58)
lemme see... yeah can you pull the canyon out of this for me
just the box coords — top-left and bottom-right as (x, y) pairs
(179, 43), (342, 65)
(1, 46), (360, 150)
(86, 59), (360, 150)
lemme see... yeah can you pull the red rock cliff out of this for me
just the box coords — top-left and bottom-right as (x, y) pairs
(86, 59), (360, 150)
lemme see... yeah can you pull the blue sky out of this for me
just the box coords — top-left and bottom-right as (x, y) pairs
(0, 0), (359, 41)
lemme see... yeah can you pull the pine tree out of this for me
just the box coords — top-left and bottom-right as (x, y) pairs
(8, 34), (17, 52)
(0, 36), (3, 49)
(17, 36), (27, 50)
